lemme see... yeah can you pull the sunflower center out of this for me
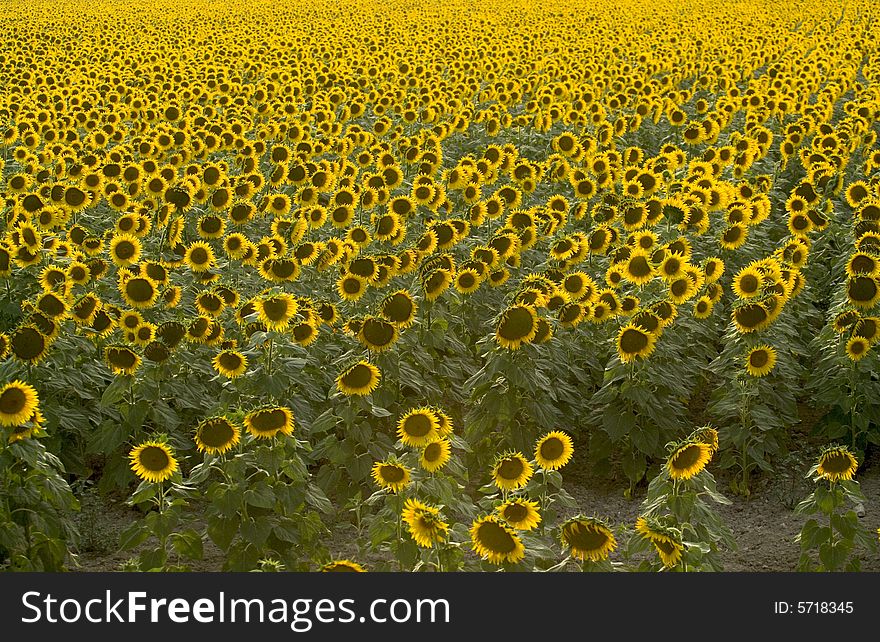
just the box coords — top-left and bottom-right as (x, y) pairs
(670, 443), (704, 471)
(380, 465), (405, 483)
(362, 319), (395, 347)
(740, 274), (759, 293)
(498, 307), (535, 341)
(116, 240), (136, 260)
(199, 419), (236, 447)
(190, 247), (208, 265)
(12, 327), (46, 360)
(503, 503), (529, 523)
(262, 298), (290, 321)
(403, 414), (433, 437)
(139, 446), (170, 472)
(250, 408), (287, 432)
(126, 278), (155, 303)
(749, 349), (769, 368)
(498, 456), (524, 480)
(628, 255), (651, 277)
(0, 387), (27, 415)
(849, 276), (878, 302)
(735, 304), (768, 329)
(218, 352), (243, 370)
(108, 348), (137, 369)
(620, 327), (649, 354)
(458, 273), (476, 289)
(343, 277), (363, 294)
(341, 364), (373, 388)
(564, 522), (609, 552)
(423, 441), (442, 462)
(653, 538), (678, 555)
(540, 437), (564, 461)
(820, 451), (854, 473)
(476, 521), (516, 554)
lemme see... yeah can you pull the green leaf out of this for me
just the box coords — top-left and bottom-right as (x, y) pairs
(170, 529), (204, 560)
(603, 407), (635, 441)
(207, 515), (239, 551)
(244, 484), (276, 509)
(119, 521), (151, 551)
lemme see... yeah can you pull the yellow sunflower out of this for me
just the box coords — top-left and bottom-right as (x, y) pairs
(616, 323), (657, 363)
(212, 349), (248, 378)
(244, 406), (294, 439)
(491, 451), (533, 492)
(635, 516), (684, 568)
(129, 440), (178, 483)
(666, 440), (712, 480)
(397, 407), (440, 447)
(194, 416), (241, 455)
(321, 560), (367, 572)
(497, 498), (541, 531)
(534, 431), (574, 470)
(336, 361), (381, 396)
(560, 516), (617, 562)
(745, 345), (777, 377)
(419, 438), (452, 473)
(470, 515), (525, 565)
(402, 498), (449, 548)
(495, 304), (538, 350)
(0, 380), (39, 427)
(815, 445), (858, 482)
(371, 459), (411, 493)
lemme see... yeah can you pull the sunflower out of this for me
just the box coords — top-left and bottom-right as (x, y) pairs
(732, 266), (763, 299)
(691, 426), (719, 455)
(845, 336), (870, 361)
(732, 302), (770, 333)
(423, 268), (452, 301)
(497, 498), (541, 531)
(244, 406), (294, 439)
(358, 317), (399, 353)
(495, 304), (538, 350)
(815, 445), (858, 482)
(109, 234), (141, 267)
(129, 440), (178, 483)
(402, 498), (449, 548)
(397, 407), (440, 447)
(212, 349), (248, 378)
(419, 438), (451, 473)
(380, 290), (418, 327)
(371, 459), (411, 493)
(0, 381), (39, 427)
(454, 268), (481, 294)
(847, 275), (880, 308)
(184, 241), (216, 273)
(492, 451), (533, 492)
(336, 360), (381, 396)
(745, 345), (777, 377)
(616, 323), (656, 363)
(560, 516), (617, 562)
(337, 273), (367, 301)
(534, 431), (574, 470)
(666, 440), (712, 480)
(194, 416), (241, 455)
(321, 560), (367, 572)
(470, 515), (525, 565)
(623, 251), (655, 285)
(255, 293), (298, 331)
(120, 276), (159, 309)
(635, 517), (684, 568)
(0, 333), (9, 360)
(104, 345), (141, 376)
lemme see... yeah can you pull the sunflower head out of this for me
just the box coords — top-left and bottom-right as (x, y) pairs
(0, 380), (39, 427)
(194, 416), (241, 455)
(814, 445), (858, 483)
(745, 344), (777, 377)
(666, 439), (712, 480)
(321, 560), (367, 572)
(497, 498), (542, 531)
(491, 451), (533, 491)
(402, 498), (449, 548)
(559, 516), (617, 562)
(470, 515), (525, 565)
(336, 360), (381, 396)
(397, 407), (439, 447)
(534, 431), (574, 470)
(371, 459), (411, 493)
(244, 406), (294, 439)
(129, 440), (178, 484)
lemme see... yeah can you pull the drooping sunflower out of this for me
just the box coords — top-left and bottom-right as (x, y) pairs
(815, 445), (859, 482)
(397, 407), (440, 447)
(212, 349), (248, 378)
(0, 380), (39, 427)
(419, 438), (452, 473)
(495, 304), (538, 350)
(560, 516), (617, 562)
(120, 276), (159, 309)
(635, 516), (684, 568)
(691, 425), (720, 455)
(104, 345), (141, 376)
(358, 317), (399, 353)
(666, 440), (712, 480)
(11, 325), (50, 364)
(534, 431), (574, 470)
(380, 290), (418, 327)
(194, 416), (241, 455)
(244, 406), (294, 439)
(255, 293), (298, 331)
(336, 360), (381, 396)
(402, 498), (449, 548)
(129, 440), (178, 483)
(491, 451), (533, 492)
(423, 268), (452, 301)
(497, 498), (542, 531)
(371, 459), (411, 493)
(616, 323), (657, 363)
(470, 515), (525, 565)
(745, 345), (777, 377)
(321, 560), (367, 572)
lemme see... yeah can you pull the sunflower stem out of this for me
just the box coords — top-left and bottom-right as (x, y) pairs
(267, 337), (274, 379)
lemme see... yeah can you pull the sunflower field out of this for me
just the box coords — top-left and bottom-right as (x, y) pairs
(1, 0), (879, 573)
